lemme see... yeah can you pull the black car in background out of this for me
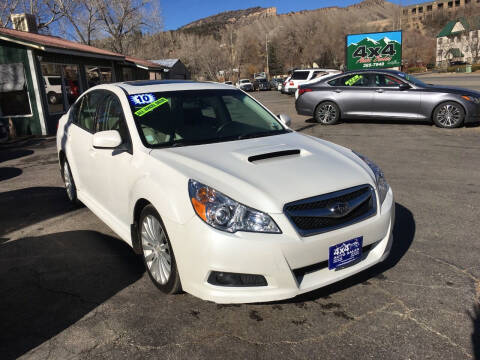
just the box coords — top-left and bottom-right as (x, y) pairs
(253, 78), (270, 91)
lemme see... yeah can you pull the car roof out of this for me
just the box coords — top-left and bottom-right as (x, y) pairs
(343, 69), (404, 76)
(115, 80), (235, 95)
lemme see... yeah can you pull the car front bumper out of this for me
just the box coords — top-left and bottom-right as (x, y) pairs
(166, 188), (395, 303)
(464, 101), (480, 123)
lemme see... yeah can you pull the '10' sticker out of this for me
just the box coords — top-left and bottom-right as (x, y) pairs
(130, 93), (156, 106)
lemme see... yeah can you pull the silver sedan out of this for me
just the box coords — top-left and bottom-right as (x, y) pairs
(295, 70), (480, 128)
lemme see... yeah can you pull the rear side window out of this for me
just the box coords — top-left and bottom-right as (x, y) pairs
(374, 74), (404, 87)
(328, 74), (370, 87)
(75, 91), (105, 132)
(291, 71), (309, 80)
(47, 77), (62, 86)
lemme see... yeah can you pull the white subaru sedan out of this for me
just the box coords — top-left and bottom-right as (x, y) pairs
(57, 80), (395, 304)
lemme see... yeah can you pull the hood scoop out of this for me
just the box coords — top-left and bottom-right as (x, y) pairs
(248, 149), (301, 163)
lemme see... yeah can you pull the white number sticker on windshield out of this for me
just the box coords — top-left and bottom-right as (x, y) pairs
(129, 93), (156, 106)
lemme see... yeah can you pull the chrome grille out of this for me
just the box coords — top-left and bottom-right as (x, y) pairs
(284, 184), (377, 237)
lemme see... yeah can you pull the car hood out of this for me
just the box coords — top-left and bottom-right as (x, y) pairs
(149, 132), (376, 213)
(423, 84), (480, 96)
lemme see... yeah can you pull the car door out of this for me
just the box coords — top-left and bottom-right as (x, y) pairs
(327, 73), (374, 117)
(67, 90), (104, 198)
(92, 91), (134, 226)
(371, 73), (421, 119)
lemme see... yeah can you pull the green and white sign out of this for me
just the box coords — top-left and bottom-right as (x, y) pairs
(346, 31), (402, 71)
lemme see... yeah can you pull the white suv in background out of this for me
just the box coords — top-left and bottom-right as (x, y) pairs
(284, 69), (340, 95)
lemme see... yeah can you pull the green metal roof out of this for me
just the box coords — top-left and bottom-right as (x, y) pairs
(437, 18), (468, 37)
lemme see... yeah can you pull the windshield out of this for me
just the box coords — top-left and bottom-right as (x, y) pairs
(240, 79), (250, 83)
(396, 72), (427, 87)
(129, 89), (289, 148)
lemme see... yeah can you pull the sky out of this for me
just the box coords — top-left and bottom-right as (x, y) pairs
(161, 0), (423, 31)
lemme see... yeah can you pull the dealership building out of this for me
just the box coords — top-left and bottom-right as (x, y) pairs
(0, 25), (166, 136)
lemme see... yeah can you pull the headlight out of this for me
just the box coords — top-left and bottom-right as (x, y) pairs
(462, 95), (480, 104)
(352, 151), (389, 205)
(188, 180), (281, 234)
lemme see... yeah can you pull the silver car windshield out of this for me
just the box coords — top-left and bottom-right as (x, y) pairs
(129, 89), (289, 148)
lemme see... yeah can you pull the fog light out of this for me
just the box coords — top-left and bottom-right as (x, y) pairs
(207, 271), (267, 287)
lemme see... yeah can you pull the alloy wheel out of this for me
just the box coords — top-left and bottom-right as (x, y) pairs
(141, 215), (172, 285)
(317, 104), (337, 124)
(64, 163), (74, 201)
(436, 104), (461, 127)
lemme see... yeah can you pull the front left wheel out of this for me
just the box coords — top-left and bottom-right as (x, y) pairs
(139, 205), (182, 294)
(432, 102), (465, 128)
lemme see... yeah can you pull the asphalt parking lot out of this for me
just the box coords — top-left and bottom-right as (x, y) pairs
(1, 79), (480, 359)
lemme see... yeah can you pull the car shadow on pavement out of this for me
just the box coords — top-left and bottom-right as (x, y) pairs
(0, 187), (77, 237)
(0, 148), (34, 163)
(0, 167), (22, 181)
(275, 202), (415, 304)
(0, 230), (145, 360)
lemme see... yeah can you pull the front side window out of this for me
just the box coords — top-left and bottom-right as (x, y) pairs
(75, 91), (105, 132)
(374, 74), (404, 87)
(129, 89), (288, 147)
(96, 94), (129, 142)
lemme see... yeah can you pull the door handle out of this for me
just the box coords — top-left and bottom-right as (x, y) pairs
(334, 89), (343, 93)
(375, 89), (384, 93)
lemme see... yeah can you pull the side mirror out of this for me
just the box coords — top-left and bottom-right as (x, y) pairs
(93, 130), (122, 149)
(399, 83), (411, 90)
(278, 113), (292, 127)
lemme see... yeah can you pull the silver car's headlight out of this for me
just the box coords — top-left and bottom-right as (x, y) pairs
(188, 180), (281, 233)
(352, 151), (389, 205)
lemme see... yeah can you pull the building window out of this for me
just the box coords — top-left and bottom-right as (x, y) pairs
(85, 66), (113, 88)
(41, 63), (80, 115)
(0, 63), (32, 117)
(438, 3), (444, 9)
(419, 6), (423, 13)
(448, 1), (453, 7)
(438, 50), (443, 57)
(412, 8), (417, 13)
(466, 0), (471, 4)
(427, 5), (433, 11)
(403, 9), (408, 15)
(455, 0), (460, 5)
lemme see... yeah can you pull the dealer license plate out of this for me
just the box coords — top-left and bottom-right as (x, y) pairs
(328, 236), (363, 270)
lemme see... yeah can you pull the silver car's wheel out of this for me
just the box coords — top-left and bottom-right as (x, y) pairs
(141, 215), (172, 285)
(433, 102), (464, 128)
(139, 205), (182, 294)
(315, 101), (340, 125)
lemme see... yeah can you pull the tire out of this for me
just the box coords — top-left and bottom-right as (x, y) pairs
(432, 101), (465, 128)
(62, 159), (78, 203)
(48, 92), (58, 104)
(139, 205), (182, 294)
(314, 101), (340, 125)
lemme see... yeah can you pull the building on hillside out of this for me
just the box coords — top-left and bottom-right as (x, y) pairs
(402, 0), (479, 26)
(0, 21), (165, 136)
(149, 59), (190, 80)
(436, 17), (480, 66)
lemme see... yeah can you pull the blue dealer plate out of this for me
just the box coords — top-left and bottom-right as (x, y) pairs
(328, 236), (363, 270)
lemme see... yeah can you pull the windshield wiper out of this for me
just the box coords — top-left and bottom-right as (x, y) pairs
(237, 129), (289, 140)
